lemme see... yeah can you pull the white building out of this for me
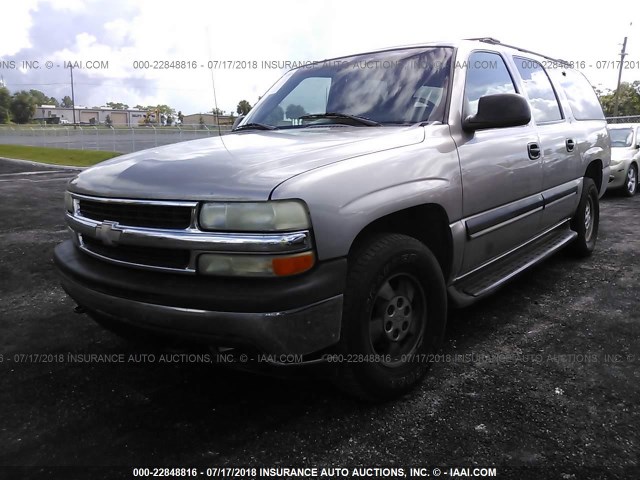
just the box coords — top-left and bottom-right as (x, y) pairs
(34, 105), (156, 126)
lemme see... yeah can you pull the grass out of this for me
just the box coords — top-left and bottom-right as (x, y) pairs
(0, 145), (121, 167)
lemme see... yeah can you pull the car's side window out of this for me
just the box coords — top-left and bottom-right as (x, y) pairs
(514, 57), (563, 123)
(553, 69), (605, 121)
(464, 51), (516, 117)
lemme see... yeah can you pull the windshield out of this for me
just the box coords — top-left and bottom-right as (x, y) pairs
(609, 128), (634, 148)
(240, 47), (453, 129)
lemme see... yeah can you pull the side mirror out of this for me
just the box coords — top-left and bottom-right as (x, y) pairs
(232, 115), (245, 131)
(463, 93), (531, 132)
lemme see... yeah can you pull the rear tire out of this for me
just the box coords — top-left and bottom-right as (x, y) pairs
(622, 163), (637, 197)
(569, 178), (599, 257)
(333, 233), (447, 401)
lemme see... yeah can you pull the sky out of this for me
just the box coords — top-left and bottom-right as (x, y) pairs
(0, 0), (638, 116)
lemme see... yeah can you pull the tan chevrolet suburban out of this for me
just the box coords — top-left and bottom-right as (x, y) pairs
(55, 38), (611, 400)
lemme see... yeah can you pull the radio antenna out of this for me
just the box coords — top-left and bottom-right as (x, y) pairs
(205, 28), (224, 139)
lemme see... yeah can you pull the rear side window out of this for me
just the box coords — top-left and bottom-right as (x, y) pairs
(464, 51), (516, 117)
(556, 69), (605, 120)
(514, 57), (563, 123)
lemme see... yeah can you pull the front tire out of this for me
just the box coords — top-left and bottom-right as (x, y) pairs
(333, 233), (447, 401)
(622, 163), (638, 197)
(569, 178), (599, 257)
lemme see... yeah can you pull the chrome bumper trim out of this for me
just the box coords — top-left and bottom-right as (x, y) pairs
(66, 213), (311, 253)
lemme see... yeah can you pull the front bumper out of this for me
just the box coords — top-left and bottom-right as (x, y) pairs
(54, 241), (346, 355)
(608, 161), (630, 189)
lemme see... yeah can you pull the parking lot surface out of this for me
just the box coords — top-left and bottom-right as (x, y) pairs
(0, 157), (638, 479)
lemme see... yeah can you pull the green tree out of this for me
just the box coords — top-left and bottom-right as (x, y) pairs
(61, 96), (73, 108)
(29, 89), (58, 107)
(212, 107), (224, 115)
(0, 86), (11, 123)
(285, 104), (307, 123)
(177, 111), (184, 124)
(134, 104), (145, 110)
(106, 101), (129, 110)
(147, 104), (175, 115)
(10, 91), (36, 124)
(236, 99), (252, 115)
(598, 81), (640, 116)
(265, 105), (284, 124)
(105, 114), (113, 127)
(198, 115), (205, 129)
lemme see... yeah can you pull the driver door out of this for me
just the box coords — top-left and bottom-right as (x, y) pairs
(455, 51), (544, 274)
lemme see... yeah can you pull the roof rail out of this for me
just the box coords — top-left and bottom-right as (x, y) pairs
(465, 37), (571, 66)
(466, 37), (502, 44)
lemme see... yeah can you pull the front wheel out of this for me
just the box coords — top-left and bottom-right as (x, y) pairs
(622, 163), (638, 197)
(333, 233), (447, 401)
(569, 177), (599, 257)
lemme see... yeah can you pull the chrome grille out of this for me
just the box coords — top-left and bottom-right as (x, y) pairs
(78, 199), (193, 229)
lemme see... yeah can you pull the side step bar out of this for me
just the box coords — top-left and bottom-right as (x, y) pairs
(451, 227), (577, 301)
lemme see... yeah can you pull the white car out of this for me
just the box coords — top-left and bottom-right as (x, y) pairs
(608, 123), (639, 196)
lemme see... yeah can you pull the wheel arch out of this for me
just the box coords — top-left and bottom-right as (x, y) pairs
(584, 159), (603, 193)
(348, 204), (453, 281)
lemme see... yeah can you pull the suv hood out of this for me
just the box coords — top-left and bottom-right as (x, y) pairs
(69, 126), (425, 201)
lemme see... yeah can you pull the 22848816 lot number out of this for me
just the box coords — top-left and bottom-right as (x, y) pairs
(132, 468), (198, 477)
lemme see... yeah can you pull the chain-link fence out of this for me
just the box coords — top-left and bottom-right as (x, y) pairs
(0, 124), (232, 154)
(606, 115), (640, 124)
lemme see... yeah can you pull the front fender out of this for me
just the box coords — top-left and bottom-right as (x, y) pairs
(271, 125), (462, 260)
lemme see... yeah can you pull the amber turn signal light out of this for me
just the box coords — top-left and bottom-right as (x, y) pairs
(272, 252), (315, 276)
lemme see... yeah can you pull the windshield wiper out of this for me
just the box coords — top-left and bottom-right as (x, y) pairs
(299, 112), (381, 127)
(234, 122), (277, 131)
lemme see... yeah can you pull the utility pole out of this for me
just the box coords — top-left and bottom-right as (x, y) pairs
(70, 65), (76, 127)
(612, 36), (628, 118)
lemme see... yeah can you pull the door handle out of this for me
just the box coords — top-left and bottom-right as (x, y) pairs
(527, 142), (541, 160)
(566, 138), (575, 152)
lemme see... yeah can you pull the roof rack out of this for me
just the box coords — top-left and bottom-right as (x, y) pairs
(465, 37), (571, 66)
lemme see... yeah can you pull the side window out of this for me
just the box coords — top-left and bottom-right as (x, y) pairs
(555, 69), (605, 121)
(514, 57), (563, 123)
(464, 51), (516, 117)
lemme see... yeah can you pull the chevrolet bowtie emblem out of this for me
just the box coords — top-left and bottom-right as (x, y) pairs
(95, 221), (123, 246)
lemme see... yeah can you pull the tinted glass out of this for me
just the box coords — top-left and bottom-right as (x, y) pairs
(609, 128), (633, 147)
(267, 77), (332, 125)
(464, 52), (516, 117)
(555, 69), (605, 120)
(514, 57), (562, 123)
(243, 47), (453, 127)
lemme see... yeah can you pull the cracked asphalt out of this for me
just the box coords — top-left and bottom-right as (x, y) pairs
(0, 157), (638, 480)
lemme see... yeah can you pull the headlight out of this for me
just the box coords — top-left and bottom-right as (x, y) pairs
(199, 201), (310, 231)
